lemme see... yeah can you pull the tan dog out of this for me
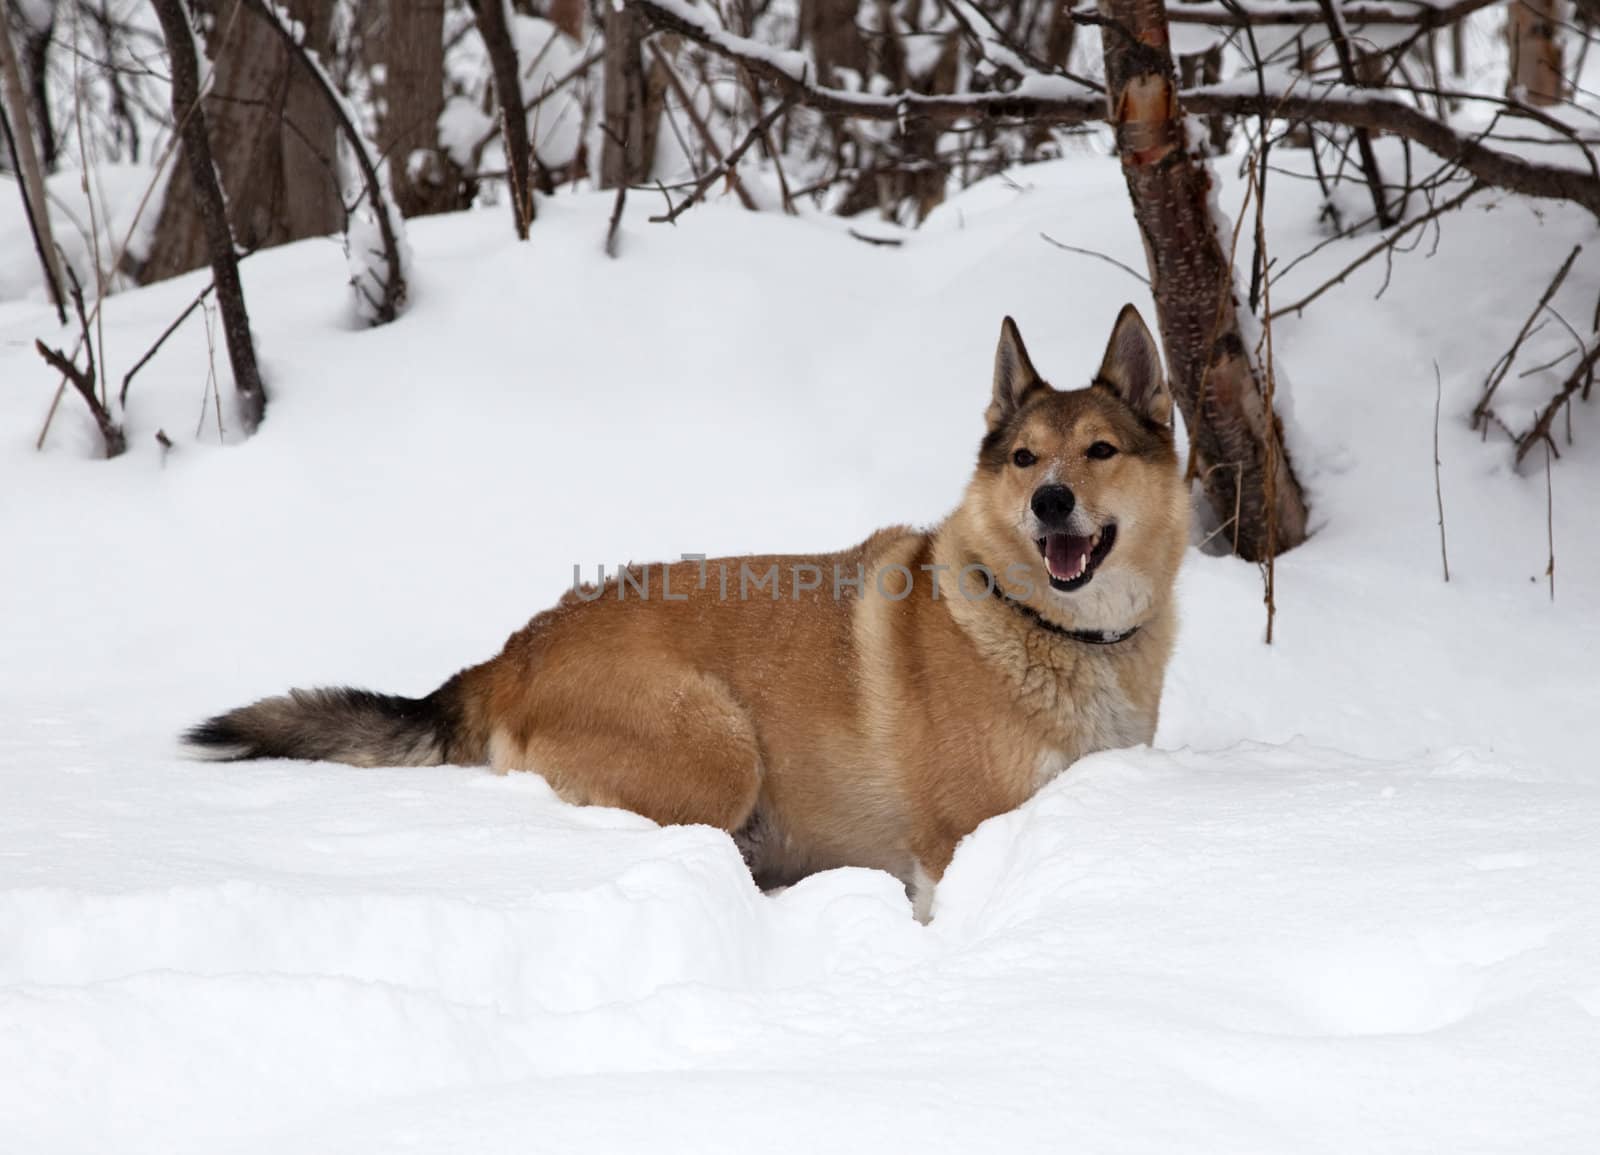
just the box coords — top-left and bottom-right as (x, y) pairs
(189, 306), (1189, 919)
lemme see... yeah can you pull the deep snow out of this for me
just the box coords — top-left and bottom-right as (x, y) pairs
(3, 138), (1600, 1152)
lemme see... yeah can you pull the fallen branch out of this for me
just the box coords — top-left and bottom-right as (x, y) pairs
(1514, 339), (1600, 466)
(1474, 243), (1581, 428)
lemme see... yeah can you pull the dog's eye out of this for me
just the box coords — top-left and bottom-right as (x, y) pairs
(1086, 441), (1119, 460)
(1012, 448), (1037, 468)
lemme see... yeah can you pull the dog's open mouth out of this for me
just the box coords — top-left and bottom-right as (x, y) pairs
(1037, 524), (1117, 591)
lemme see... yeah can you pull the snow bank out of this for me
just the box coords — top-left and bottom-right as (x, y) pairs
(3, 143), (1600, 1152)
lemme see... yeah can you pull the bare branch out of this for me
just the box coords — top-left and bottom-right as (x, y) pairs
(33, 271), (124, 458)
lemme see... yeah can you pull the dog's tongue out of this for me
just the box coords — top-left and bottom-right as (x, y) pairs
(1044, 533), (1094, 582)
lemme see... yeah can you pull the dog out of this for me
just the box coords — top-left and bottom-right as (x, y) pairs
(188, 305), (1189, 920)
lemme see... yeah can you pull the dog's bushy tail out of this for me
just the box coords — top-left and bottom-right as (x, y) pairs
(184, 673), (482, 767)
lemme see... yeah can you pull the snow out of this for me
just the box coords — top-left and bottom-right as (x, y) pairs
(3, 139), (1600, 1152)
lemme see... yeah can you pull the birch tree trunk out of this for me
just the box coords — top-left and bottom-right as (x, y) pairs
(1097, 0), (1309, 560)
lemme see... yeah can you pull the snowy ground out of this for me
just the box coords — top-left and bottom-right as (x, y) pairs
(3, 140), (1600, 1152)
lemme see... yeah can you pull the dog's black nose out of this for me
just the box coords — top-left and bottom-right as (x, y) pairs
(1031, 484), (1076, 527)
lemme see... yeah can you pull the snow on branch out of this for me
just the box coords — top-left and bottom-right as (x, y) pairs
(631, 0), (1600, 221)
(1151, 0), (1500, 25)
(1183, 82), (1600, 219)
(631, 0), (1104, 124)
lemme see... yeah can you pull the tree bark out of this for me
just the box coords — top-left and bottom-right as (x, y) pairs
(0, 12), (66, 318)
(601, 4), (664, 190)
(803, 0), (870, 84)
(1508, 0), (1566, 105)
(470, 0), (537, 237)
(1098, 0), (1309, 560)
(142, 0), (342, 283)
(150, 0), (268, 434)
(17, 2), (56, 170)
(548, 0), (586, 40)
(381, 0), (467, 217)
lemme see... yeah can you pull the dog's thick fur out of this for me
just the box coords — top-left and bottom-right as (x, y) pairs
(189, 307), (1189, 918)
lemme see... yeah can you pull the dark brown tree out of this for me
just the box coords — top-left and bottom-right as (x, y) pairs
(600, 5), (664, 190)
(0, 14), (65, 320)
(14, 0), (56, 170)
(469, 0), (537, 237)
(142, 0), (342, 283)
(380, 0), (467, 218)
(150, 0), (268, 434)
(1097, 0), (1309, 560)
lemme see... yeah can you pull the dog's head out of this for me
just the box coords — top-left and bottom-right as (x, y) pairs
(960, 306), (1188, 630)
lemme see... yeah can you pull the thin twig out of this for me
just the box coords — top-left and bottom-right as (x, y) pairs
(647, 40), (758, 212)
(1432, 361), (1450, 582)
(1250, 152), (1279, 644)
(122, 281), (215, 406)
(1039, 232), (1149, 284)
(1544, 438), (1555, 602)
(606, 181), (628, 258)
(651, 95), (793, 224)
(1269, 179), (1483, 319)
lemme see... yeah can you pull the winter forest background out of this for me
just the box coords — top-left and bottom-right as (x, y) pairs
(3, 0), (1599, 1151)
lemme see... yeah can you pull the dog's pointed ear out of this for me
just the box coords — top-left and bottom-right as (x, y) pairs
(1095, 305), (1171, 426)
(989, 316), (1048, 429)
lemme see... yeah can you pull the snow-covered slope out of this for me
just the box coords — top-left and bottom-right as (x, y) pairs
(3, 147), (1598, 1152)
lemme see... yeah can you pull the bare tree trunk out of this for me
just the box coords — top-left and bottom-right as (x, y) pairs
(803, 0), (870, 83)
(150, 0), (268, 434)
(380, 0), (466, 217)
(1098, 0), (1309, 560)
(548, 0), (586, 40)
(16, 2), (56, 170)
(142, 0), (342, 283)
(0, 12), (65, 318)
(601, 4), (664, 190)
(471, 0), (537, 237)
(1508, 0), (1566, 105)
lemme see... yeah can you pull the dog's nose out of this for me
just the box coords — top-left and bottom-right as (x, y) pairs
(1031, 484), (1076, 527)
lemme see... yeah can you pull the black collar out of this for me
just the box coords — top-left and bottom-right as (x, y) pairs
(991, 585), (1141, 646)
